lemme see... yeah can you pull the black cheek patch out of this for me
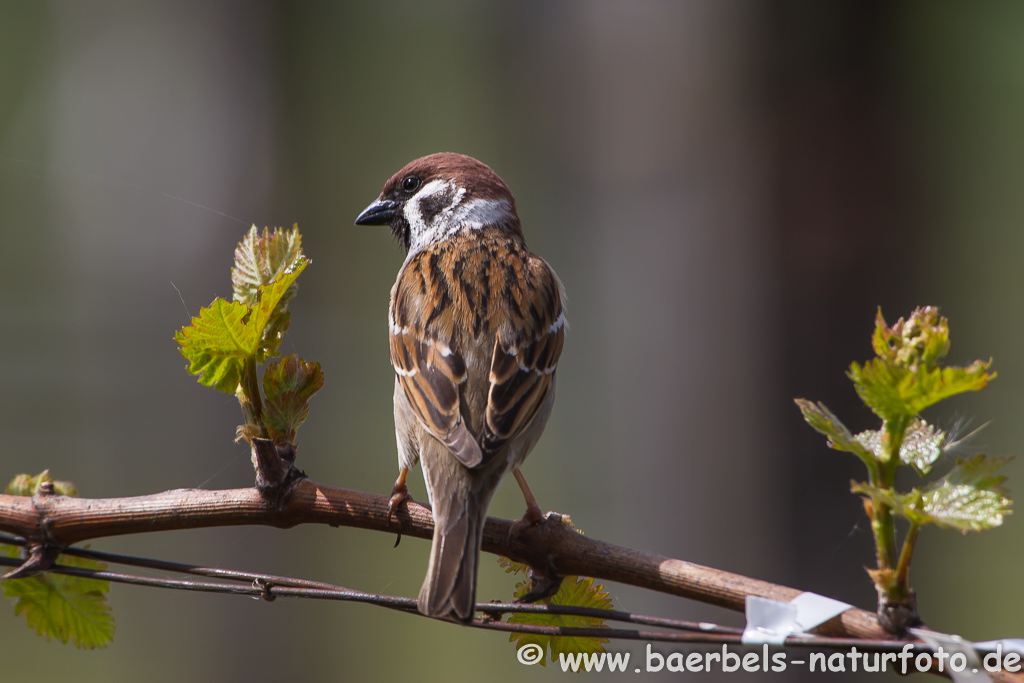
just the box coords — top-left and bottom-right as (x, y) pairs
(419, 185), (456, 224)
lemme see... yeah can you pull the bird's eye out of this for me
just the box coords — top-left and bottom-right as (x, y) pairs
(402, 176), (421, 193)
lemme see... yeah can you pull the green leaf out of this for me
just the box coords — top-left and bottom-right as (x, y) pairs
(175, 298), (252, 393)
(250, 261), (307, 363)
(918, 483), (1010, 532)
(946, 453), (1010, 490)
(848, 358), (994, 421)
(853, 455), (1013, 532)
(5, 470), (77, 497)
(502, 555), (613, 667)
(232, 225), (304, 307)
(2, 473), (115, 649)
(897, 419), (945, 475)
(795, 399), (875, 466)
(910, 361), (994, 413)
(3, 553), (115, 649)
(847, 360), (907, 421)
(497, 555), (526, 575)
(919, 455), (1012, 532)
(507, 576), (613, 667)
(258, 310), (291, 364)
(263, 355), (324, 443)
(855, 419), (945, 475)
(175, 259), (308, 394)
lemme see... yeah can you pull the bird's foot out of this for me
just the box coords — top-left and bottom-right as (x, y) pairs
(514, 567), (565, 604)
(388, 484), (411, 522)
(509, 503), (545, 541)
(508, 510), (572, 604)
(388, 470), (412, 547)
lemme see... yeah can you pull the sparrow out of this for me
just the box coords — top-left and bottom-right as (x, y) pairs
(355, 153), (565, 622)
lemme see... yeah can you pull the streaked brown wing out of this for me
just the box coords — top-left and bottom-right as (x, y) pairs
(390, 327), (483, 467)
(483, 265), (565, 455)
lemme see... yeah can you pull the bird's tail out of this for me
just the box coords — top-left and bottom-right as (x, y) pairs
(418, 486), (487, 622)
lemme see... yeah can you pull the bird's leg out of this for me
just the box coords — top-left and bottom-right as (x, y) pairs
(508, 468), (564, 602)
(509, 468), (545, 538)
(388, 467), (411, 521)
(388, 467), (413, 548)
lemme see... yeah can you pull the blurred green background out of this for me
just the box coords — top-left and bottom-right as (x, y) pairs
(1, 1), (1022, 681)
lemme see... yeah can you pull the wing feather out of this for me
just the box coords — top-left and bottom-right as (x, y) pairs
(483, 260), (564, 454)
(390, 327), (482, 467)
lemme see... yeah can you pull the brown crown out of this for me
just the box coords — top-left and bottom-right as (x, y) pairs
(382, 153), (518, 213)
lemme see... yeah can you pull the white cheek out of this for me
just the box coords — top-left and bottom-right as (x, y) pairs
(404, 179), (464, 252)
(401, 182), (514, 256)
(402, 182), (439, 237)
(452, 198), (512, 229)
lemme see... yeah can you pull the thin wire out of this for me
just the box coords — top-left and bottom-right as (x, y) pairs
(0, 539), (926, 652)
(2, 538), (739, 634)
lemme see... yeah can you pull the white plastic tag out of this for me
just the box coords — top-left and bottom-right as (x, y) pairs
(742, 596), (798, 645)
(741, 592), (852, 646)
(975, 639), (1024, 656)
(908, 627), (990, 683)
(790, 592), (853, 632)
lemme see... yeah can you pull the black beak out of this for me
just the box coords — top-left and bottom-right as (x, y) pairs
(354, 198), (400, 226)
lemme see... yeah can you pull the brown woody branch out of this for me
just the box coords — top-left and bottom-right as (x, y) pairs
(0, 476), (848, 627)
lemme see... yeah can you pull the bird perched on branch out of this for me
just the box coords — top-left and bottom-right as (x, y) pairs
(355, 153), (565, 621)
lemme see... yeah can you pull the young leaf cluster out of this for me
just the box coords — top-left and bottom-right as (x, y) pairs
(1, 472), (115, 649)
(847, 310), (993, 421)
(262, 354), (324, 444)
(795, 307), (1010, 631)
(176, 226), (323, 446)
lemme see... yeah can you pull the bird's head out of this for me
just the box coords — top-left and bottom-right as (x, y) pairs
(355, 153), (521, 253)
